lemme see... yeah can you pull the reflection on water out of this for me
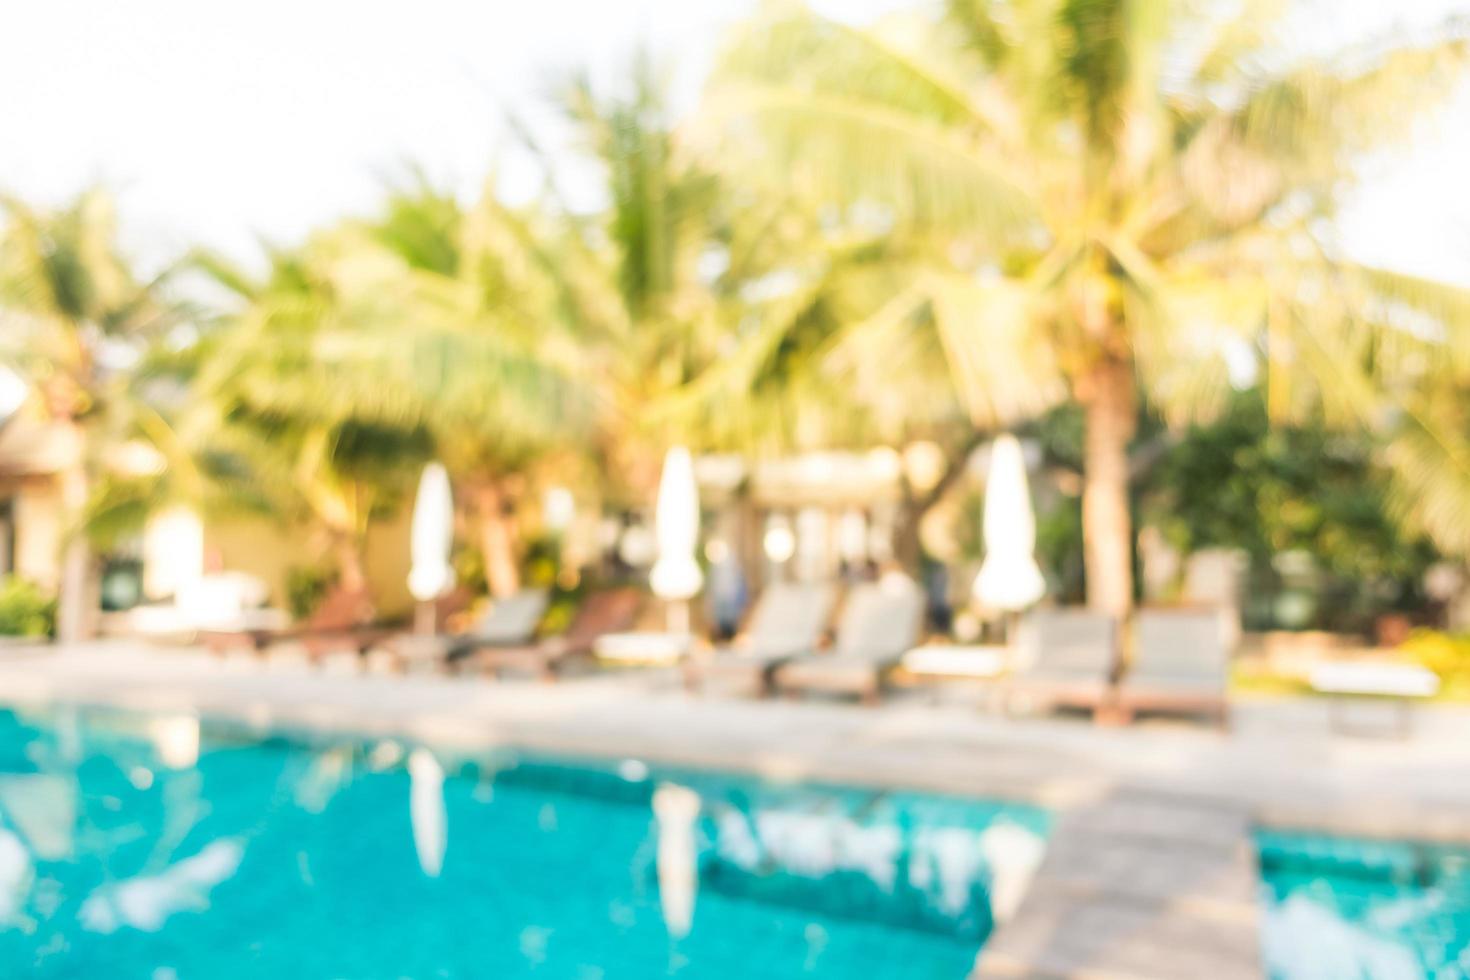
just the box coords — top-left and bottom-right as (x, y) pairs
(0, 828), (30, 925)
(1262, 895), (1423, 979)
(653, 783), (700, 938)
(148, 716), (200, 770)
(1258, 830), (1470, 980)
(702, 794), (1046, 941)
(0, 774), (74, 860)
(78, 839), (243, 934)
(0, 707), (1049, 978)
(408, 749), (447, 878)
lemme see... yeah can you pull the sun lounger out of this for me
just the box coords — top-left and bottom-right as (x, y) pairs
(388, 589), (550, 672)
(683, 582), (838, 694)
(1114, 608), (1232, 727)
(1309, 661), (1439, 737)
(465, 588), (643, 679)
(1003, 609), (1117, 718)
(198, 585), (387, 660)
(770, 578), (925, 705)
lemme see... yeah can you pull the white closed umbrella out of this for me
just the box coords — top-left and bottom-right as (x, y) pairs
(974, 434), (1045, 612)
(649, 447), (703, 633)
(407, 463), (455, 634)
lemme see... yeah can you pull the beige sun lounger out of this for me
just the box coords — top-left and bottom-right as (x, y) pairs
(771, 578), (925, 705)
(1114, 608), (1232, 727)
(198, 585), (388, 662)
(683, 582), (838, 694)
(389, 589), (550, 671)
(1003, 609), (1118, 718)
(467, 588), (642, 680)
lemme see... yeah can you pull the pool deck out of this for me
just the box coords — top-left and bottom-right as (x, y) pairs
(5, 640), (1470, 979)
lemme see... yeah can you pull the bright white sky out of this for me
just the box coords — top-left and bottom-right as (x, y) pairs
(2, 0), (1467, 284)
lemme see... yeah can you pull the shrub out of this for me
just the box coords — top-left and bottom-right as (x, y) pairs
(0, 577), (57, 638)
(1400, 629), (1470, 695)
(284, 564), (336, 621)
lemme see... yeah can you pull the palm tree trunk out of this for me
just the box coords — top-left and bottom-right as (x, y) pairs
(331, 532), (368, 597)
(473, 482), (520, 598)
(1080, 358), (1137, 617)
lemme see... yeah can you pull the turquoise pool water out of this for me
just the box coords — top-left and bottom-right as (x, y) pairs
(0, 707), (1048, 978)
(1258, 829), (1470, 979)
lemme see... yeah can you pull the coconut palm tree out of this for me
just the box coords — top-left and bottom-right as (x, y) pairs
(0, 189), (178, 639)
(191, 245), (430, 600)
(1386, 361), (1470, 561)
(533, 52), (978, 499)
(705, 0), (1470, 614)
(354, 177), (591, 596)
(530, 52), (732, 496)
(198, 185), (588, 600)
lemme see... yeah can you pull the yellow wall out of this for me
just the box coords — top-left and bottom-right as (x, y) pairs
(205, 506), (413, 618)
(205, 517), (298, 608)
(13, 479), (61, 589)
(3, 474), (414, 617)
(364, 504), (413, 618)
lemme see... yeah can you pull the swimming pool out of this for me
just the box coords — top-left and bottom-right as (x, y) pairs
(0, 706), (1049, 978)
(1258, 828), (1470, 979)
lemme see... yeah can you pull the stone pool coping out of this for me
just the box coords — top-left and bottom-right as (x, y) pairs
(5, 641), (1470, 978)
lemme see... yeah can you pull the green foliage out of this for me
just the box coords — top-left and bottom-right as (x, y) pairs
(1385, 375), (1470, 558)
(1143, 391), (1441, 628)
(1145, 393), (1438, 581)
(1400, 629), (1470, 698)
(520, 534), (562, 590)
(709, 0), (1470, 610)
(1035, 496), (1087, 605)
(538, 592), (579, 638)
(284, 564), (336, 621)
(452, 546), (488, 599)
(0, 577), (57, 637)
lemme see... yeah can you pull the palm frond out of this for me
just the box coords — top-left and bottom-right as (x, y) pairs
(1386, 397), (1470, 557)
(705, 83), (1038, 235)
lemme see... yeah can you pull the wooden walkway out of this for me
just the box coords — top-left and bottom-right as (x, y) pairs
(976, 789), (1261, 978)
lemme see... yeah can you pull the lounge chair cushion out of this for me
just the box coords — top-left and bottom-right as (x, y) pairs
(830, 580), (924, 661)
(772, 579), (925, 697)
(739, 582), (837, 658)
(1013, 609), (1117, 681)
(1128, 609), (1231, 688)
(470, 590), (550, 645)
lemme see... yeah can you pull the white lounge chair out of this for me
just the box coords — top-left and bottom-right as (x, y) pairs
(771, 578), (925, 705)
(1003, 608), (1118, 719)
(389, 589), (550, 671)
(1114, 608), (1232, 727)
(683, 582), (838, 694)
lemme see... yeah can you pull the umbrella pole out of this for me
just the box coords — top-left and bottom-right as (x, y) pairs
(667, 599), (689, 635)
(415, 600), (436, 637)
